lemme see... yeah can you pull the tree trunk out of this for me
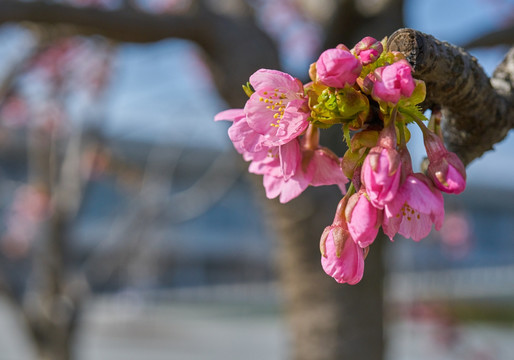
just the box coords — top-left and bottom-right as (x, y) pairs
(24, 127), (81, 360)
(257, 183), (384, 360)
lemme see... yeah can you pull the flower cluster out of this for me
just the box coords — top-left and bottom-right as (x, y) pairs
(215, 37), (466, 285)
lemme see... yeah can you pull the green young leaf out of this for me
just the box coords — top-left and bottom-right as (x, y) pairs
(337, 87), (369, 120)
(242, 82), (254, 98)
(399, 105), (428, 124)
(343, 123), (352, 151)
(399, 80), (426, 107)
(350, 130), (379, 151)
(341, 148), (362, 179)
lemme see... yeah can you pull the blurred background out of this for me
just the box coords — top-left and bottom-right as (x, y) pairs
(0, 0), (513, 359)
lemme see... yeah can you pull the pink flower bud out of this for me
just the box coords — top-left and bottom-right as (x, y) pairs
(320, 225), (365, 285)
(353, 36), (383, 65)
(361, 124), (401, 209)
(316, 48), (362, 88)
(371, 60), (415, 104)
(345, 191), (381, 248)
(423, 131), (466, 194)
(361, 148), (402, 208)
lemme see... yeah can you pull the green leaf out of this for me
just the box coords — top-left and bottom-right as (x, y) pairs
(399, 80), (426, 107)
(399, 105), (428, 124)
(242, 82), (254, 98)
(342, 123), (352, 151)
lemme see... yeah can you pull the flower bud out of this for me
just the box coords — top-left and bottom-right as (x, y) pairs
(361, 123), (402, 209)
(423, 131), (466, 194)
(353, 36), (383, 65)
(371, 60), (415, 104)
(345, 191), (381, 248)
(316, 48), (362, 88)
(320, 225), (365, 285)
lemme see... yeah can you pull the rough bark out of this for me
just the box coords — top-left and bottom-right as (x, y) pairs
(388, 28), (514, 166)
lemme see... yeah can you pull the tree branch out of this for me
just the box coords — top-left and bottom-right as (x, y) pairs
(0, 0), (280, 107)
(388, 28), (514, 166)
(463, 25), (514, 48)
(0, 0), (209, 44)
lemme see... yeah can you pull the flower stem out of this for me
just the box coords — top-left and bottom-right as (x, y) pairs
(304, 123), (320, 150)
(398, 116), (407, 147)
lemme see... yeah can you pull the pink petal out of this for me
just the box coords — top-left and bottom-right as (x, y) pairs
(445, 165), (466, 194)
(249, 69), (303, 94)
(228, 119), (266, 154)
(310, 149), (347, 193)
(248, 150), (282, 177)
(262, 173), (283, 200)
(214, 108), (245, 122)
(402, 175), (443, 215)
(398, 213), (433, 242)
(279, 140), (301, 180)
(321, 230), (364, 285)
(347, 195), (379, 247)
(278, 175), (310, 203)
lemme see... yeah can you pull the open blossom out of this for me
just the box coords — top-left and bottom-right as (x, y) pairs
(320, 225), (365, 285)
(345, 191), (381, 248)
(248, 139), (301, 179)
(423, 130), (466, 194)
(215, 109), (264, 156)
(252, 146), (347, 203)
(244, 69), (309, 146)
(372, 59), (415, 104)
(316, 47), (362, 88)
(383, 173), (444, 242)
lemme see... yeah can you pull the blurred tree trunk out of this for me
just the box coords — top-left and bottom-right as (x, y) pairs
(24, 127), (82, 360)
(258, 185), (384, 360)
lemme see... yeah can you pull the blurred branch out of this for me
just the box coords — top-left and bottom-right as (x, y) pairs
(388, 28), (514, 166)
(0, 0), (208, 44)
(79, 143), (183, 284)
(463, 25), (514, 48)
(167, 151), (241, 223)
(80, 144), (241, 285)
(0, 0), (279, 106)
(323, 0), (404, 49)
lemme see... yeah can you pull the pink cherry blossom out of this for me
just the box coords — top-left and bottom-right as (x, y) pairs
(215, 108), (302, 180)
(309, 148), (348, 192)
(316, 48), (362, 88)
(320, 226), (365, 285)
(353, 36), (383, 65)
(361, 147), (401, 209)
(422, 130), (466, 194)
(383, 173), (445, 242)
(252, 146), (347, 203)
(244, 69), (309, 146)
(215, 108), (266, 156)
(248, 140), (301, 181)
(372, 59), (415, 104)
(429, 163), (466, 194)
(345, 191), (381, 248)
